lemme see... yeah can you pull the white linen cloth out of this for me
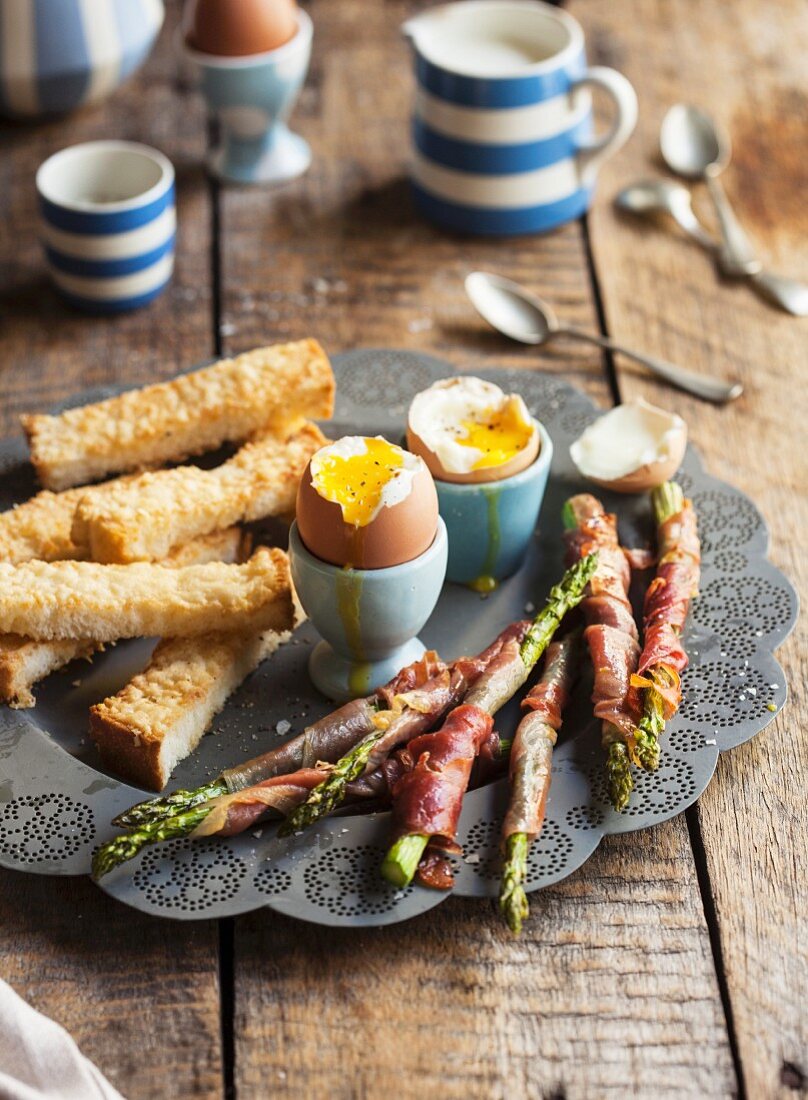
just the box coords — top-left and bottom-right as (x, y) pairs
(0, 980), (124, 1100)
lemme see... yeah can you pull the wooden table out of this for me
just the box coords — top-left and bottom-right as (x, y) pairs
(1, 2), (805, 1097)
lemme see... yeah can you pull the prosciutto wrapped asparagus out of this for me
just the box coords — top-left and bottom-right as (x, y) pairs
(499, 629), (581, 934)
(562, 494), (641, 811)
(631, 482), (701, 770)
(380, 553), (598, 889)
(277, 622), (530, 837)
(114, 651), (447, 828)
(93, 629), (524, 878)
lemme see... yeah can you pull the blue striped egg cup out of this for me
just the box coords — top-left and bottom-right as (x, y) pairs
(404, 1), (637, 236)
(36, 141), (175, 313)
(0, 0), (164, 119)
(182, 11), (313, 186)
(435, 420), (553, 586)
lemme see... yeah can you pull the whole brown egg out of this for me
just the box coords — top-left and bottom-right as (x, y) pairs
(185, 0), (298, 57)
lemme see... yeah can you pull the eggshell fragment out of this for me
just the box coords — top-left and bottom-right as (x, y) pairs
(185, 0), (298, 57)
(570, 399), (687, 494)
(296, 439), (439, 569)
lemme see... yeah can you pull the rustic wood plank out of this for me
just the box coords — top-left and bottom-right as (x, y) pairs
(0, 1), (213, 439)
(0, 871), (223, 1099)
(570, 1), (808, 1095)
(235, 822), (735, 1100)
(0, 6), (223, 1098)
(217, 0), (607, 400)
(222, 3), (735, 1095)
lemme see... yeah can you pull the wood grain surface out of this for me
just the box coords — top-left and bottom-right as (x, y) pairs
(0, 7), (224, 1098)
(221, 3), (735, 1097)
(0, 0), (804, 1097)
(573, 1), (808, 1096)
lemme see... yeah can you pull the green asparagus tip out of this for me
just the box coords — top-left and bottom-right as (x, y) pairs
(112, 779), (228, 829)
(499, 832), (530, 935)
(634, 722), (661, 772)
(92, 803), (214, 880)
(651, 481), (684, 526)
(606, 740), (633, 812)
(380, 833), (429, 888)
(278, 728), (385, 837)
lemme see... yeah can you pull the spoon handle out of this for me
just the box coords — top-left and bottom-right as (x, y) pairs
(749, 270), (808, 317)
(705, 173), (761, 276)
(557, 326), (743, 404)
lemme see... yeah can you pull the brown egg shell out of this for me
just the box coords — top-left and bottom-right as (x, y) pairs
(296, 459), (439, 569)
(406, 422), (540, 485)
(584, 435), (688, 494)
(186, 0), (297, 57)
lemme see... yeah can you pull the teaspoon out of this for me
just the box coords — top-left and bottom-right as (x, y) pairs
(616, 180), (808, 316)
(465, 271), (743, 405)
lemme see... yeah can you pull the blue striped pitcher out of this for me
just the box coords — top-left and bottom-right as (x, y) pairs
(404, 1), (637, 235)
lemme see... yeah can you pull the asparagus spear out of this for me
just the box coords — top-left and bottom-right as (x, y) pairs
(380, 554), (598, 890)
(92, 803), (214, 881)
(114, 780), (228, 829)
(633, 482), (697, 772)
(499, 629), (581, 934)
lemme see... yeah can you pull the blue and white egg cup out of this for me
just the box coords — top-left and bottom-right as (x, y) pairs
(182, 11), (313, 186)
(437, 421), (553, 587)
(36, 140), (175, 312)
(289, 519), (448, 702)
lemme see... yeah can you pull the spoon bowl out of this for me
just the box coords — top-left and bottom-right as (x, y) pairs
(660, 104), (729, 177)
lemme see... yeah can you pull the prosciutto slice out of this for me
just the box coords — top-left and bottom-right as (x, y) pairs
(632, 498), (701, 718)
(221, 651), (446, 790)
(563, 494), (641, 746)
(503, 631), (579, 841)
(192, 769), (326, 837)
(390, 704), (494, 848)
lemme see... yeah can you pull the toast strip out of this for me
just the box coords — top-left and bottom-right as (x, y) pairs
(0, 548), (293, 642)
(21, 339), (334, 491)
(72, 420), (326, 563)
(90, 626), (292, 790)
(0, 528), (250, 708)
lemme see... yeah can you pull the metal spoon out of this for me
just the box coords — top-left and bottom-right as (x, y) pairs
(660, 104), (759, 276)
(616, 180), (808, 316)
(465, 271), (743, 404)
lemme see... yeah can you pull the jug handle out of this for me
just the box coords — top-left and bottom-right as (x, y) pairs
(572, 67), (638, 188)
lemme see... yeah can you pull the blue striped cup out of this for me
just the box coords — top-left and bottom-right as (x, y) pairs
(403, 1), (638, 236)
(36, 141), (175, 312)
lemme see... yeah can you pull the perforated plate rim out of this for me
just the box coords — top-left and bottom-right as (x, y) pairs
(0, 350), (798, 927)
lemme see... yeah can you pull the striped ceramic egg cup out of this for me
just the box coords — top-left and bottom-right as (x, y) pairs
(404, 1), (638, 236)
(36, 141), (175, 313)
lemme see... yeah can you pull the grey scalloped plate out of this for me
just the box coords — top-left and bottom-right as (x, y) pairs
(0, 351), (798, 927)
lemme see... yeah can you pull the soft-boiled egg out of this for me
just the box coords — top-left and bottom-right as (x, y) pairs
(296, 436), (439, 569)
(570, 399), (687, 493)
(406, 376), (540, 484)
(185, 0), (298, 57)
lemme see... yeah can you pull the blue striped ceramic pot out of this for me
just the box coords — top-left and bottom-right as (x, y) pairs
(0, 0), (164, 119)
(403, 1), (637, 235)
(36, 141), (175, 312)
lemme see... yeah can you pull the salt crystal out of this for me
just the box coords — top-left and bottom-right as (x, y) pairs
(464, 853), (480, 865)
(705, 738), (717, 746)
(276, 719), (292, 736)
(770, 683), (779, 690)
(393, 890), (406, 900)
(739, 695), (746, 701)
(219, 322), (236, 337)
(524, 602), (536, 614)
(252, 829), (263, 839)
(747, 687), (757, 697)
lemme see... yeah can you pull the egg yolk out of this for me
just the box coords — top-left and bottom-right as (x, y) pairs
(313, 438), (405, 526)
(457, 400), (533, 470)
